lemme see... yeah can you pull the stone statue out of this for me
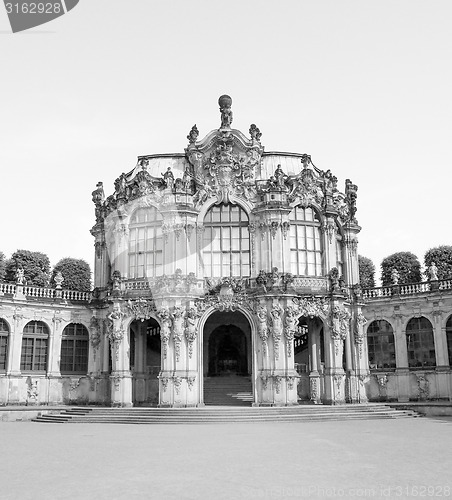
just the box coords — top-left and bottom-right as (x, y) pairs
(162, 167), (175, 190)
(15, 268), (25, 285)
(256, 305), (268, 347)
(274, 165), (286, 188)
(111, 270), (121, 291)
(182, 166), (193, 192)
(249, 123), (262, 141)
(391, 268), (400, 285)
(219, 95), (233, 128)
(428, 262), (438, 281)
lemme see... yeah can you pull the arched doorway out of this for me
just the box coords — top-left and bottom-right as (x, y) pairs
(129, 318), (161, 406)
(294, 316), (325, 403)
(203, 311), (253, 406)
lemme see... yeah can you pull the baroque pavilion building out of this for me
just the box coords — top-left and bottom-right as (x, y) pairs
(0, 95), (451, 408)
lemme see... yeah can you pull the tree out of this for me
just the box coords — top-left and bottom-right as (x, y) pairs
(51, 258), (91, 291)
(424, 245), (452, 280)
(381, 252), (422, 286)
(5, 250), (50, 286)
(0, 252), (6, 281)
(358, 255), (376, 288)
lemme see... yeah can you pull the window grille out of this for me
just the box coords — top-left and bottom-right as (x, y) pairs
(203, 204), (250, 277)
(60, 323), (89, 373)
(21, 321), (49, 372)
(0, 318), (9, 371)
(129, 207), (163, 278)
(406, 317), (436, 369)
(367, 320), (396, 370)
(289, 206), (323, 276)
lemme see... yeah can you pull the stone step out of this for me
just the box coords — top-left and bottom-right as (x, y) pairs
(32, 405), (421, 424)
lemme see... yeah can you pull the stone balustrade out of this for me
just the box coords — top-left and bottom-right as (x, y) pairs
(0, 281), (91, 302)
(362, 278), (452, 300)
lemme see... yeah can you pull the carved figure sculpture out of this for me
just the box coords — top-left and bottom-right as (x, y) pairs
(428, 262), (438, 281)
(184, 307), (198, 359)
(162, 167), (175, 190)
(15, 268), (25, 285)
(157, 308), (172, 359)
(270, 304), (284, 360)
(256, 305), (269, 354)
(219, 95), (233, 128)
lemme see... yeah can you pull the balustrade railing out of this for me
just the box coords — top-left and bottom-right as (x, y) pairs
(0, 281), (91, 302)
(0, 282), (16, 295)
(362, 278), (452, 299)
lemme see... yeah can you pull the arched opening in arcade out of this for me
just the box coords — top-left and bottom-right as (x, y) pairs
(203, 310), (253, 406)
(129, 318), (161, 406)
(294, 316), (325, 402)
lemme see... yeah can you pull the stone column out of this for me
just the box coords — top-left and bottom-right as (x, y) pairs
(6, 315), (24, 404)
(432, 311), (449, 398)
(393, 313), (410, 402)
(308, 320), (322, 404)
(108, 303), (132, 407)
(323, 304), (347, 404)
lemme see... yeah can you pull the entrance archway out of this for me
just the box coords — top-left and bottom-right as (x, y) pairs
(203, 310), (253, 406)
(129, 318), (161, 406)
(294, 316), (325, 402)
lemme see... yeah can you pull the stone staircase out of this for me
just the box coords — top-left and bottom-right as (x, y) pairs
(203, 376), (253, 406)
(32, 404), (420, 424)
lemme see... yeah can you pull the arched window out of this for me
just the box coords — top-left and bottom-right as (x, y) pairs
(60, 323), (89, 374)
(203, 204), (250, 277)
(406, 317), (436, 368)
(446, 315), (452, 367)
(289, 206), (323, 276)
(21, 321), (49, 372)
(0, 319), (9, 371)
(367, 320), (396, 370)
(129, 207), (163, 278)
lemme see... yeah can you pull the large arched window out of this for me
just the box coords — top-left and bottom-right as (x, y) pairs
(367, 320), (396, 370)
(129, 207), (163, 278)
(0, 319), (9, 371)
(289, 206), (323, 276)
(203, 204), (250, 277)
(446, 315), (452, 367)
(406, 317), (436, 368)
(60, 323), (89, 374)
(21, 321), (49, 372)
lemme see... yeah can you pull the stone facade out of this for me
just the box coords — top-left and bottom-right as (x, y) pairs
(0, 95), (451, 407)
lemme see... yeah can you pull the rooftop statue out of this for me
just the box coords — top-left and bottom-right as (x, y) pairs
(218, 94), (233, 128)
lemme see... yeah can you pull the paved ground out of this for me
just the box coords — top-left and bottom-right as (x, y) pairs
(1, 418), (452, 500)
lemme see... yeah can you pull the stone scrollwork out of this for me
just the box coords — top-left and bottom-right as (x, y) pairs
(416, 374), (429, 400)
(310, 377), (318, 402)
(127, 298), (156, 322)
(292, 296), (329, 319)
(89, 316), (102, 352)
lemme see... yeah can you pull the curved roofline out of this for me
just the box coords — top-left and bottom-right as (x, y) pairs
(137, 151), (308, 160)
(137, 153), (185, 160)
(263, 151), (306, 158)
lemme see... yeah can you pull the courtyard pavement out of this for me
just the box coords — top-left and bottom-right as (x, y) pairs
(1, 417), (451, 500)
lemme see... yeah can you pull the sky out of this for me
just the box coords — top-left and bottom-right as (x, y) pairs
(1, 0), (451, 285)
